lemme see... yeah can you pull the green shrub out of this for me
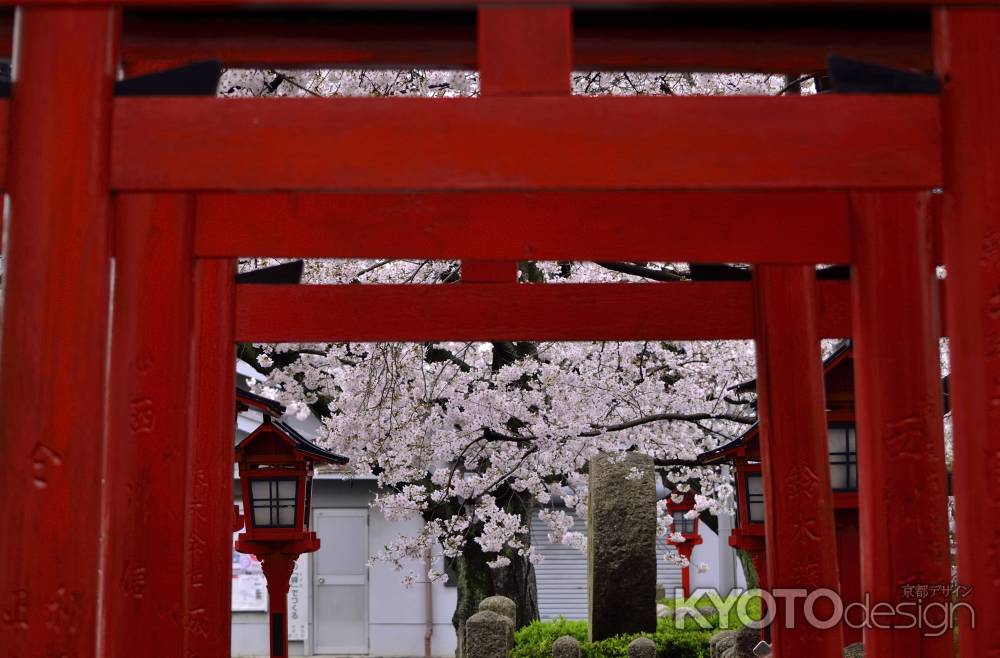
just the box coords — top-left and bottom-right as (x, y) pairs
(512, 618), (712, 658)
(659, 592), (762, 631)
(512, 618), (588, 658)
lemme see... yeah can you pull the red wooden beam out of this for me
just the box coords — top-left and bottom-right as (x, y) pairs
(104, 194), (196, 658)
(195, 191), (851, 263)
(4, 0), (995, 7)
(112, 95), (941, 191)
(849, 192), (951, 658)
(189, 258), (237, 658)
(0, 10), (930, 73)
(112, 8), (935, 73)
(574, 9), (932, 73)
(0, 9), (119, 658)
(935, 9), (1000, 657)
(233, 281), (852, 343)
(752, 265), (843, 656)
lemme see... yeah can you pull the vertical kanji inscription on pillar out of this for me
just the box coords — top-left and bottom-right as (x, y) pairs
(0, 8), (119, 658)
(104, 194), (197, 657)
(753, 265), (843, 658)
(850, 192), (951, 658)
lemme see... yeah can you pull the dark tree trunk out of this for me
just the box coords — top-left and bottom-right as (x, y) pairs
(452, 489), (539, 657)
(736, 549), (760, 590)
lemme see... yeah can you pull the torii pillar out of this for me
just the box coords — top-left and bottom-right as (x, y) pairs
(849, 192), (951, 657)
(752, 265), (843, 657)
(936, 9), (1000, 656)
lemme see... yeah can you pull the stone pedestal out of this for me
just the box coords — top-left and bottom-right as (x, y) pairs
(465, 610), (512, 658)
(479, 595), (516, 648)
(588, 452), (657, 641)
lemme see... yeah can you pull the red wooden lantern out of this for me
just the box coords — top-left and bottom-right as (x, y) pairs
(699, 433), (767, 589)
(234, 400), (347, 658)
(665, 490), (704, 598)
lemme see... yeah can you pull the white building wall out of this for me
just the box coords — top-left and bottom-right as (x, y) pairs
(367, 511), (458, 657)
(688, 522), (720, 594)
(686, 518), (747, 598)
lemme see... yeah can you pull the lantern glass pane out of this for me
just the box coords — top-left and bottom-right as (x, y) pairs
(829, 463), (848, 489)
(672, 511), (695, 534)
(827, 425), (858, 491)
(746, 474), (765, 523)
(278, 503), (296, 526)
(251, 480), (270, 499)
(278, 480), (296, 498)
(248, 478), (299, 528)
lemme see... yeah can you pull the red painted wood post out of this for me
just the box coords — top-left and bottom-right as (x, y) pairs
(934, 10), (1000, 657)
(0, 9), (118, 658)
(103, 195), (197, 656)
(752, 266), (843, 657)
(260, 554), (297, 658)
(189, 257), (237, 658)
(478, 4), (572, 96)
(849, 192), (952, 656)
(833, 511), (862, 646)
(464, 3), (571, 285)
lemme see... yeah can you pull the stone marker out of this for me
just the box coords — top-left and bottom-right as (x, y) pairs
(465, 610), (512, 658)
(709, 630), (737, 658)
(479, 595), (517, 624)
(479, 595), (516, 647)
(588, 452), (657, 641)
(628, 637), (656, 658)
(710, 626), (761, 658)
(552, 635), (581, 658)
(730, 625), (760, 657)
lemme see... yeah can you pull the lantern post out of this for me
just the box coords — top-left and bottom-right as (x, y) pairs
(234, 404), (348, 658)
(665, 491), (703, 598)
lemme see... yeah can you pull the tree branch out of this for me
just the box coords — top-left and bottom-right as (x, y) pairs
(594, 261), (687, 282)
(654, 458), (704, 468)
(481, 411), (753, 446)
(580, 412), (755, 436)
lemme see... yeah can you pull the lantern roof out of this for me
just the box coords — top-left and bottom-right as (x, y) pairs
(698, 341), (854, 465)
(730, 339), (852, 394)
(236, 413), (349, 466)
(236, 388), (287, 417)
(697, 423), (758, 465)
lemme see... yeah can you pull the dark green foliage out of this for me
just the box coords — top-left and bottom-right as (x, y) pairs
(512, 619), (713, 658)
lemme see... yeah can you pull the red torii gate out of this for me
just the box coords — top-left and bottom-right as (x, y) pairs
(0, 2), (992, 658)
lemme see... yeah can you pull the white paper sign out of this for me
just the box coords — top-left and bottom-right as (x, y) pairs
(287, 555), (309, 641)
(231, 548), (268, 611)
